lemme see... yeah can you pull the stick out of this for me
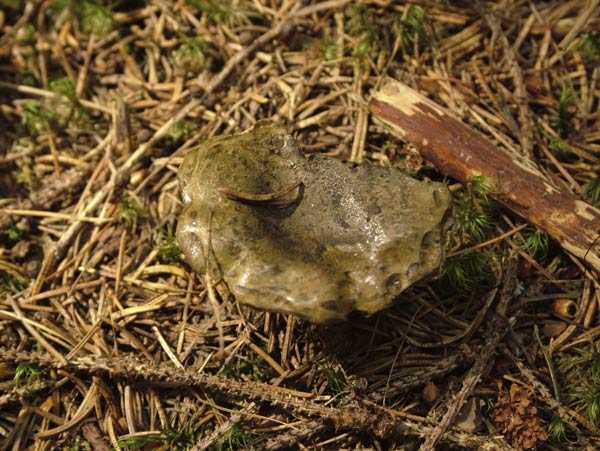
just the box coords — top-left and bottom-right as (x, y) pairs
(2, 346), (521, 449)
(369, 78), (600, 274)
(417, 259), (516, 451)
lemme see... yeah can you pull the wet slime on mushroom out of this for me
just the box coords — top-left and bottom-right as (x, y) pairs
(176, 121), (452, 323)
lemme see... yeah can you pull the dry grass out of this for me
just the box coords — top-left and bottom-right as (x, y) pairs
(1, 1), (599, 450)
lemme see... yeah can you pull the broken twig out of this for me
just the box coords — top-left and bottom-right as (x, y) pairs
(369, 78), (600, 273)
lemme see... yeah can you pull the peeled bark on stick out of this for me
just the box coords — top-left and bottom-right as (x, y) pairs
(369, 77), (600, 274)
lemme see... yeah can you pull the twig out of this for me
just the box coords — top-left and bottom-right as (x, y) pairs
(369, 78), (600, 273)
(0, 347), (527, 449)
(418, 259), (517, 451)
(0, 347), (395, 438)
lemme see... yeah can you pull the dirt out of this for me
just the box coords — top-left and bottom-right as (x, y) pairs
(1, 1), (599, 450)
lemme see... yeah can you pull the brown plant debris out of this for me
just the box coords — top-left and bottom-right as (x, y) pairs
(370, 78), (600, 274)
(1, 1), (600, 450)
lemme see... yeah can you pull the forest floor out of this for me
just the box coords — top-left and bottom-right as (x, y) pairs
(1, 1), (600, 450)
